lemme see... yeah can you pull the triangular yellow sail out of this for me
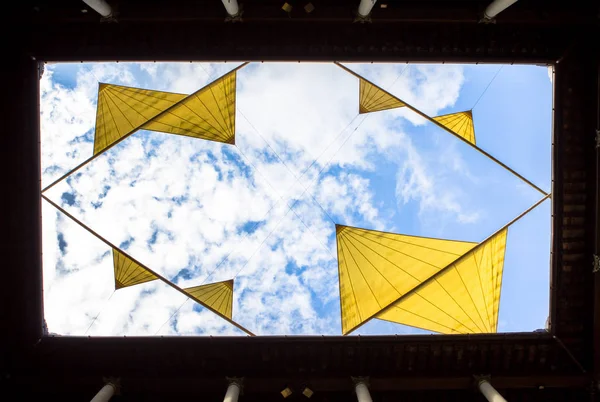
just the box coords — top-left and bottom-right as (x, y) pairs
(94, 71), (238, 155)
(376, 228), (508, 334)
(113, 248), (158, 289)
(359, 78), (406, 114)
(143, 71), (237, 145)
(95, 84), (186, 155)
(184, 279), (234, 320)
(336, 225), (477, 335)
(433, 110), (476, 145)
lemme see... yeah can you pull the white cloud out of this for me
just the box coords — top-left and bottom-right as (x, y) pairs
(394, 133), (481, 226)
(41, 61), (470, 336)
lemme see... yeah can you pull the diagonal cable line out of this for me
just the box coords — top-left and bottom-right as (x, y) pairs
(472, 65), (504, 110)
(84, 290), (116, 334)
(237, 109), (338, 225)
(225, 64), (413, 286)
(159, 62), (411, 333)
(236, 147), (337, 259)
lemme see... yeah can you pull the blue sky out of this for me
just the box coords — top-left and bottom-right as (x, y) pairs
(40, 61), (552, 336)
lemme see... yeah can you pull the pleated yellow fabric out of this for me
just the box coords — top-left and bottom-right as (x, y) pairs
(433, 110), (476, 145)
(184, 279), (234, 320)
(359, 78), (406, 114)
(94, 71), (237, 155)
(113, 249), (158, 289)
(376, 228), (508, 334)
(142, 71), (237, 145)
(336, 224), (477, 335)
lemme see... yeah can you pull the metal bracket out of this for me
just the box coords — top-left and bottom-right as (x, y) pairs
(478, 15), (496, 24)
(593, 254), (600, 273)
(100, 14), (118, 23)
(351, 376), (370, 386)
(225, 6), (244, 22)
(353, 11), (372, 23)
(473, 375), (491, 387)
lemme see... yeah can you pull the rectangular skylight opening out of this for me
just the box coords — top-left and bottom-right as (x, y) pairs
(39, 61), (553, 336)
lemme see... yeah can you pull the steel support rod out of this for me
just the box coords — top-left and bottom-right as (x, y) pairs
(90, 383), (116, 402)
(357, 0), (377, 17)
(223, 378), (243, 402)
(484, 0), (518, 19)
(353, 378), (373, 402)
(478, 379), (508, 402)
(221, 0), (240, 17)
(82, 0), (113, 18)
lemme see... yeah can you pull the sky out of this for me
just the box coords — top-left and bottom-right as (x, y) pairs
(40, 61), (552, 336)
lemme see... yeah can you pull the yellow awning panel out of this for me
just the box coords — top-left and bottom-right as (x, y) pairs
(336, 224), (477, 335)
(94, 71), (237, 155)
(113, 249), (158, 289)
(95, 85), (186, 155)
(376, 228), (508, 334)
(143, 71), (237, 145)
(433, 110), (476, 145)
(184, 279), (234, 320)
(359, 78), (406, 114)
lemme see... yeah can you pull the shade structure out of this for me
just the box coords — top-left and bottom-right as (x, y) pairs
(94, 70), (238, 155)
(335, 62), (548, 197)
(359, 78), (406, 114)
(184, 279), (234, 320)
(376, 228), (508, 334)
(336, 224), (478, 335)
(433, 110), (476, 145)
(113, 248), (158, 289)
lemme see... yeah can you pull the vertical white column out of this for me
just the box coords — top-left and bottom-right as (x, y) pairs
(357, 0), (377, 17)
(478, 379), (507, 402)
(221, 0), (240, 17)
(90, 383), (116, 402)
(353, 379), (373, 402)
(224, 379), (242, 402)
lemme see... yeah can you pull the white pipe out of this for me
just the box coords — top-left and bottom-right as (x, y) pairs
(82, 0), (113, 18)
(478, 380), (507, 402)
(223, 382), (241, 402)
(357, 0), (377, 17)
(221, 0), (240, 16)
(484, 0), (518, 19)
(90, 383), (116, 402)
(354, 382), (373, 402)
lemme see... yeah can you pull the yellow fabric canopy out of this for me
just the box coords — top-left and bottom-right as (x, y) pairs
(359, 78), (406, 114)
(94, 71), (238, 155)
(184, 279), (234, 320)
(94, 85), (186, 155)
(433, 110), (476, 145)
(336, 224), (477, 335)
(113, 249), (158, 289)
(376, 228), (508, 334)
(142, 71), (237, 145)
